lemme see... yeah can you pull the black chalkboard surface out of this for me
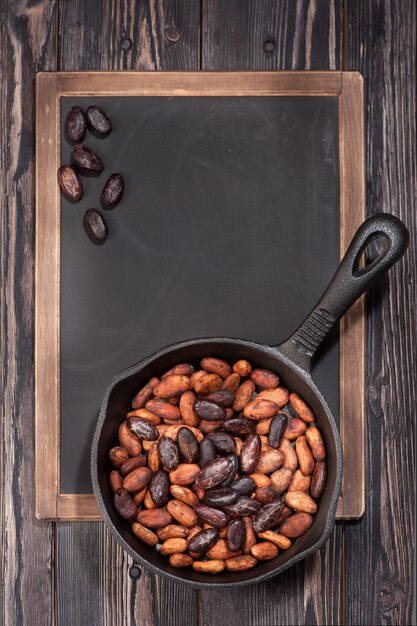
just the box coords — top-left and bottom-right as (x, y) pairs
(60, 95), (339, 493)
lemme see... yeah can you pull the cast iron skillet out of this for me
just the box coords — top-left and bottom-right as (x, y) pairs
(91, 213), (408, 589)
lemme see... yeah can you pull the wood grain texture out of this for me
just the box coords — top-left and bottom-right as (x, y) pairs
(55, 1), (199, 624)
(59, 0), (200, 71)
(202, 0), (342, 70)
(0, 1), (57, 625)
(344, 1), (416, 624)
(199, 2), (344, 624)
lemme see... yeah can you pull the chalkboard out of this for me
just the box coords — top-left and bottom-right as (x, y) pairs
(35, 71), (365, 520)
(59, 95), (340, 493)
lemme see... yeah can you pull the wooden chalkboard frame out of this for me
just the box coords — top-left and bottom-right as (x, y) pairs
(35, 71), (364, 521)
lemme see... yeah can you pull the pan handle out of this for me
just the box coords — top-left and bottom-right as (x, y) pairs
(276, 213), (409, 373)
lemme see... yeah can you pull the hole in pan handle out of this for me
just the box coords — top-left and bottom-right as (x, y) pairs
(276, 213), (409, 373)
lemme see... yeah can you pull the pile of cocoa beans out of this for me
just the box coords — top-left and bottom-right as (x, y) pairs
(108, 358), (327, 575)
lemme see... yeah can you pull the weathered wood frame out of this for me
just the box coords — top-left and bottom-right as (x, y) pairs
(35, 71), (364, 521)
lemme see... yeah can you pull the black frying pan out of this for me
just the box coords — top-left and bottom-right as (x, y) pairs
(91, 213), (408, 589)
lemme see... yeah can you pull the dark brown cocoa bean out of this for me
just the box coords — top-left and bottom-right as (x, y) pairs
(240, 434), (261, 474)
(187, 527), (219, 554)
(223, 417), (255, 436)
(268, 414), (288, 448)
(65, 106), (87, 143)
(231, 476), (256, 496)
(197, 457), (233, 490)
(157, 437), (180, 470)
(220, 454), (239, 487)
(226, 518), (245, 552)
(203, 487), (238, 508)
(224, 496), (262, 517)
(128, 416), (158, 441)
(86, 105), (112, 136)
(58, 165), (83, 202)
(204, 389), (235, 407)
(177, 427), (199, 463)
(71, 144), (104, 172)
(113, 488), (137, 520)
(253, 499), (285, 533)
(207, 432), (236, 455)
(195, 505), (230, 529)
(310, 461), (327, 500)
(101, 173), (124, 208)
(198, 438), (217, 468)
(84, 209), (108, 244)
(149, 470), (170, 507)
(194, 400), (226, 421)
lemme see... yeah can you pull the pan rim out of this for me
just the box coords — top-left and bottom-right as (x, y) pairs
(91, 335), (343, 589)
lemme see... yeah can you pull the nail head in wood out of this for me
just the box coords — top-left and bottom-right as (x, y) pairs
(164, 27), (181, 43)
(120, 38), (132, 50)
(263, 39), (276, 53)
(129, 564), (142, 579)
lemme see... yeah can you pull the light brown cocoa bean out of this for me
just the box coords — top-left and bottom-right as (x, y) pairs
(243, 399), (280, 420)
(179, 391), (200, 426)
(153, 375), (191, 399)
(295, 435), (315, 475)
(257, 387), (290, 408)
(161, 364), (194, 379)
(194, 373), (223, 396)
(249, 473), (271, 488)
(109, 446), (129, 468)
(132, 522), (158, 546)
(305, 426), (326, 461)
(284, 417), (307, 440)
(145, 399), (181, 421)
(122, 467), (152, 493)
(169, 463), (200, 486)
(278, 512), (313, 538)
(279, 438), (298, 472)
(201, 357), (232, 378)
(170, 485), (199, 507)
(127, 408), (161, 426)
(250, 368), (279, 389)
(147, 444), (161, 472)
(110, 470), (123, 491)
(233, 380), (256, 412)
(256, 418), (273, 435)
(270, 468), (293, 495)
(225, 555), (257, 571)
(159, 537), (188, 555)
(192, 559), (225, 574)
(289, 392), (315, 422)
(169, 553), (194, 568)
(133, 487), (147, 506)
(167, 500), (197, 527)
(250, 541), (279, 561)
(136, 508), (172, 528)
(190, 370), (206, 387)
(221, 372), (241, 392)
(288, 469), (311, 493)
(257, 531), (292, 549)
(254, 487), (279, 506)
(118, 421), (142, 456)
(132, 377), (160, 409)
(199, 419), (224, 434)
(285, 490), (317, 514)
(255, 449), (284, 474)
(232, 360), (252, 377)
(157, 524), (189, 540)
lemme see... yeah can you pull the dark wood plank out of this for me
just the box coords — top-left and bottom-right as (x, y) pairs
(202, 0), (341, 70)
(0, 1), (57, 625)
(59, 0), (200, 70)
(344, 2), (416, 624)
(56, 1), (200, 624)
(199, 2), (344, 624)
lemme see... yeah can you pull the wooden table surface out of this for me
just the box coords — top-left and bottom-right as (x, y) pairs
(1, 1), (415, 625)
